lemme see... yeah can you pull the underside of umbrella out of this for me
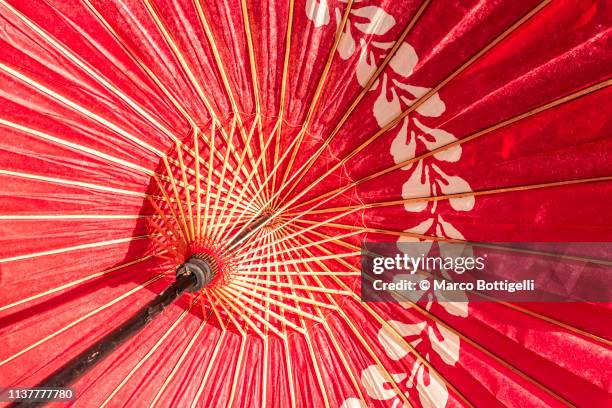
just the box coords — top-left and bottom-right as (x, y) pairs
(0, 0), (611, 407)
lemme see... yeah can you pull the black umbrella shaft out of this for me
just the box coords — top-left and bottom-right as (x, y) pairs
(10, 215), (269, 407)
(8, 273), (196, 408)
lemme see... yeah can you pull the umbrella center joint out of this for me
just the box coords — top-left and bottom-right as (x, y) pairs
(176, 255), (217, 292)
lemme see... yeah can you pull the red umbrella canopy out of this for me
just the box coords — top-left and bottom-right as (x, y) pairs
(0, 0), (611, 407)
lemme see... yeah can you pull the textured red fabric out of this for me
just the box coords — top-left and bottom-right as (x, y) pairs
(0, 0), (610, 407)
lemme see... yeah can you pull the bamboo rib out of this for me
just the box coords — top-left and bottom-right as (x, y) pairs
(191, 299), (229, 407)
(162, 157), (192, 240)
(229, 282), (327, 315)
(228, 280), (338, 310)
(299, 213), (612, 305)
(293, 230), (593, 406)
(219, 235), (269, 339)
(234, 276), (350, 296)
(0, 119), (152, 175)
(0, 62), (162, 156)
(193, 129), (202, 239)
(0, 272), (169, 367)
(202, 122), (216, 234)
(291, 79), (612, 211)
(0, 116), (253, 202)
(289, 237), (461, 408)
(214, 289), (271, 339)
(289, 242), (413, 407)
(279, 0), (432, 202)
(143, 211), (182, 259)
(204, 292), (225, 330)
(226, 332), (248, 408)
(0, 0), (184, 142)
(211, 120), (260, 241)
(287, 225), (359, 253)
(286, 175), (612, 216)
(149, 309), (213, 408)
(227, 198), (362, 257)
(141, 0), (217, 123)
(0, 253), (162, 312)
(274, 239), (331, 408)
(292, 218), (456, 242)
(152, 175), (188, 242)
(279, 235), (370, 406)
(261, 235), (273, 328)
(100, 297), (200, 408)
(174, 141), (196, 241)
(239, 0), (268, 187)
(140, 0), (262, 200)
(188, 327), (228, 408)
(238, 252), (360, 270)
(261, 278), (270, 407)
(0, 169), (144, 197)
(223, 286), (285, 338)
(209, 291), (245, 335)
(236, 271), (360, 277)
(277, 0), (355, 190)
(3, 2), (257, 203)
(236, 229), (363, 262)
(235, 0), (555, 230)
(278, 0), (553, 206)
(192, 3), (269, 202)
(216, 119), (284, 244)
(2, 0), (258, 202)
(209, 117), (239, 239)
(224, 286), (312, 333)
(0, 235), (152, 264)
(269, 231), (297, 408)
(271, 0), (295, 196)
(192, 0), (263, 175)
(82, 0), (260, 198)
(0, 158), (244, 220)
(235, 206), (362, 257)
(80, 0), (202, 127)
(0, 214), (151, 220)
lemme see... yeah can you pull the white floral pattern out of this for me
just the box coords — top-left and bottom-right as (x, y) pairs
(307, 2), (474, 406)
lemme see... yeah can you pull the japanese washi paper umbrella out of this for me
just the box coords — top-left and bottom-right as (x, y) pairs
(0, 0), (611, 407)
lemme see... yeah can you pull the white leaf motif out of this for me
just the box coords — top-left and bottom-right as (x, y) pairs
(361, 365), (407, 401)
(433, 164), (475, 211)
(378, 320), (427, 360)
(340, 398), (367, 408)
(436, 215), (466, 240)
(351, 6), (396, 35)
(438, 290), (469, 317)
(373, 75), (401, 127)
(356, 40), (377, 87)
(337, 21), (356, 60)
(412, 118), (461, 162)
(397, 218), (434, 239)
(416, 92), (446, 117)
(416, 364), (449, 408)
(306, 0), (330, 27)
(389, 43), (418, 77)
(401, 161), (430, 212)
(428, 323), (460, 365)
(397, 218), (434, 251)
(390, 118), (415, 165)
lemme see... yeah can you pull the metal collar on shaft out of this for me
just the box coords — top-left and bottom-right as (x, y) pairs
(176, 256), (216, 292)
